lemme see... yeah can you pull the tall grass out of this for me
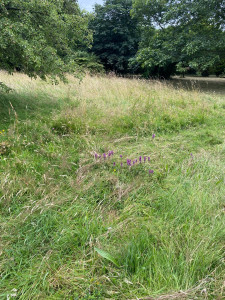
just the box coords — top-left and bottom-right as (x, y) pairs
(0, 71), (224, 299)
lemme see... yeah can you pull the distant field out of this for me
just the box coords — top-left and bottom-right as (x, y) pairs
(0, 71), (224, 299)
(171, 76), (225, 95)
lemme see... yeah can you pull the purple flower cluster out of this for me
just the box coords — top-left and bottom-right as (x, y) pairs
(124, 155), (153, 174)
(94, 150), (154, 175)
(95, 150), (114, 160)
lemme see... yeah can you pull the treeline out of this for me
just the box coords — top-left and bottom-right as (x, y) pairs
(0, 0), (225, 81)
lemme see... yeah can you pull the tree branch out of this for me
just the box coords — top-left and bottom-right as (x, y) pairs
(1, 5), (49, 16)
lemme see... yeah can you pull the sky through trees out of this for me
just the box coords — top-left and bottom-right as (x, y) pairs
(78, 0), (103, 11)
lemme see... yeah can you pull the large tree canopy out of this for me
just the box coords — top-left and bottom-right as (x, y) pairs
(0, 0), (92, 81)
(1, 0), (224, 81)
(132, 0), (225, 78)
(90, 0), (140, 74)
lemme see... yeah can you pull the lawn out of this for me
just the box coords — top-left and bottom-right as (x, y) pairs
(0, 71), (224, 299)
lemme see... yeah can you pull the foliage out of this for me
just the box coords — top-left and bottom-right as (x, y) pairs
(90, 0), (140, 74)
(95, 247), (119, 267)
(132, 0), (225, 78)
(0, 0), (92, 81)
(72, 51), (104, 74)
(210, 59), (225, 77)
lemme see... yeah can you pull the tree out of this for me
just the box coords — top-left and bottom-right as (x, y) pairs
(90, 0), (140, 74)
(132, 0), (225, 78)
(72, 51), (104, 74)
(0, 0), (92, 82)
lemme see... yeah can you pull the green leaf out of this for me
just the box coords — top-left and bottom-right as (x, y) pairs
(94, 247), (119, 267)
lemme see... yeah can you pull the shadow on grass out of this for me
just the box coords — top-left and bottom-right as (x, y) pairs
(0, 91), (63, 129)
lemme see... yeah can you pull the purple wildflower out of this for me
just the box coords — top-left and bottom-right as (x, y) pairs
(148, 157), (150, 162)
(95, 153), (98, 159)
(113, 162), (116, 166)
(152, 133), (156, 139)
(109, 150), (114, 156)
(136, 159), (138, 163)
(99, 155), (101, 158)
(139, 156), (142, 163)
(103, 153), (107, 160)
(133, 160), (136, 165)
(144, 156), (147, 163)
(127, 159), (131, 166)
(120, 162), (123, 167)
(149, 169), (154, 174)
(120, 155), (123, 159)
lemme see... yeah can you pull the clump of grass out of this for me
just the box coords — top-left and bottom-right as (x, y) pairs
(0, 141), (11, 155)
(0, 72), (224, 299)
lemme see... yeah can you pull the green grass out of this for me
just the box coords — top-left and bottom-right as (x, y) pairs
(0, 71), (224, 299)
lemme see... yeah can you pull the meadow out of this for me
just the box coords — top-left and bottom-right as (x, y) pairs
(0, 71), (224, 299)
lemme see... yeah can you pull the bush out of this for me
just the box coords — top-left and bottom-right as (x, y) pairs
(73, 51), (104, 74)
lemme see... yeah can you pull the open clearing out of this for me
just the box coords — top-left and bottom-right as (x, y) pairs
(0, 72), (225, 299)
(171, 77), (225, 95)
